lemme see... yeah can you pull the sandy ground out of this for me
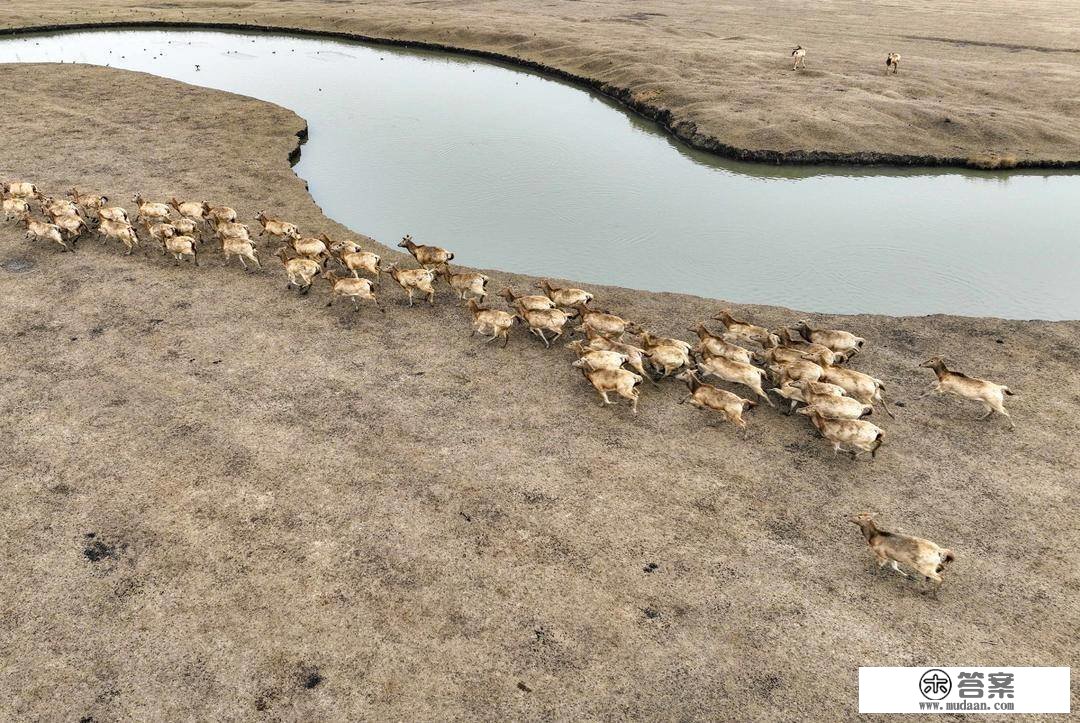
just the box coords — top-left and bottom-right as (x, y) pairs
(1, 64), (1078, 720)
(2, 1), (1080, 166)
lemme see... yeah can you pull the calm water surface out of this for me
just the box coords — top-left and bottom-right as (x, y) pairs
(1, 28), (1077, 319)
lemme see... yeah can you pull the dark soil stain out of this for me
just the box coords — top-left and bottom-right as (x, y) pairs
(522, 490), (557, 505)
(754, 673), (784, 698)
(254, 687), (276, 711)
(83, 536), (119, 563)
(299, 664), (323, 690)
(1, 257), (34, 273)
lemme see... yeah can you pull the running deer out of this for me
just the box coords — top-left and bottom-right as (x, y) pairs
(695, 355), (774, 407)
(162, 235), (198, 266)
(675, 369), (756, 429)
(798, 407), (884, 459)
(255, 210), (301, 243)
(96, 206), (129, 224)
(713, 309), (779, 348)
(69, 188), (108, 215)
(688, 323), (756, 365)
(132, 194), (171, 224)
(223, 235), (261, 271)
(398, 234), (454, 267)
(274, 246), (320, 294)
(579, 367), (642, 414)
(466, 298), (515, 347)
(386, 264), (436, 306)
(23, 217), (69, 252)
(170, 198), (209, 222)
(322, 270), (382, 312)
(329, 235), (382, 279)
(786, 379), (871, 419)
(436, 264), (488, 302)
(518, 307), (574, 347)
(572, 304), (638, 340)
(567, 341), (630, 372)
(207, 204), (237, 227)
(638, 331), (692, 380)
(818, 359), (894, 418)
(918, 356), (1014, 428)
(3, 181), (39, 198)
(97, 219), (139, 254)
(847, 513), (954, 585)
(582, 329), (654, 384)
(2, 194), (30, 221)
(536, 279), (594, 307)
(499, 286), (555, 312)
(793, 320), (865, 356)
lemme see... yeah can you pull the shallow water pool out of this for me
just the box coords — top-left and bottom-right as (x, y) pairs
(1, 28), (1077, 319)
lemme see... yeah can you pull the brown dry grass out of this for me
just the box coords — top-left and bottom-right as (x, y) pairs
(2, 0), (1080, 165)
(1, 62), (1078, 720)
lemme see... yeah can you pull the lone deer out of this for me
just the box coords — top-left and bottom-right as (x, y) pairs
(918, 356), (1014, 428)
(791, 45), (807, 70)
(847, 513), (954, 585)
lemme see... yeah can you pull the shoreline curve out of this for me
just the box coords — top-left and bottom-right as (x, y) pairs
(2, 20), (1078, 172)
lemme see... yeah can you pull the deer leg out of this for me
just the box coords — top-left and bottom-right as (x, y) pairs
(755, 385), (775, 408)
(878, 390), (896, 419)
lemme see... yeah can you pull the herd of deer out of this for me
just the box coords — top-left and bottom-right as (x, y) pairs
(2, 179), (1018, 587)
